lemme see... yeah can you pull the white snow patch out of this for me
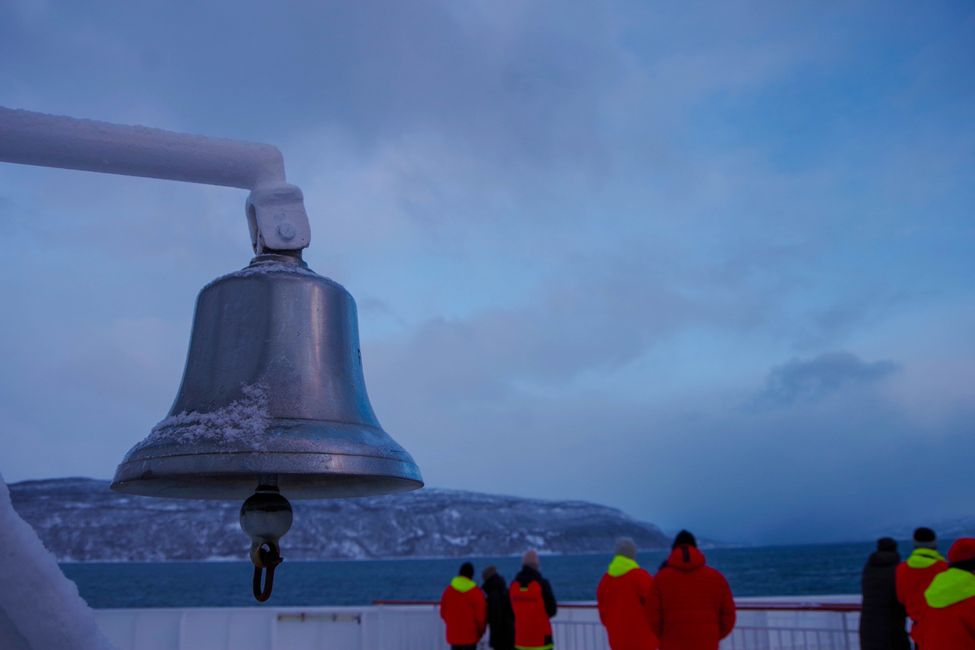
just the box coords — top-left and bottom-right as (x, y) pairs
(140, 383), (271, 450)
(336, 539), (366, 559)
(0, 472), (115, 650)
(205, 262), (320, 290)
(233, 262), (317, 277)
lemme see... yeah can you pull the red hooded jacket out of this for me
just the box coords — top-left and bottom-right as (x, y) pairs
(440, 575), (487, 646)
(650, 545), (735, 650)
(919, 539), (975, 649)
(895, 547), (948, 643)
(510, 565), (557, 650)
(597, 555), (658, 650)
(921, 568), (975, 648)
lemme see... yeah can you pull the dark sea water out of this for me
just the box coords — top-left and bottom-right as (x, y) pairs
(62, 541), (890, 609)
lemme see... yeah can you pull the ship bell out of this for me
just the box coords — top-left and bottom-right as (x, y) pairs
(112, 253), (423, 500)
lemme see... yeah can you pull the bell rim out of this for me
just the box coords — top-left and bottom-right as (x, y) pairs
(111, 450), (423, 500)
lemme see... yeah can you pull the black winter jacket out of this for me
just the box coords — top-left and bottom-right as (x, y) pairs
(482, 573), (515, 650)
(859, 549), (910, 650)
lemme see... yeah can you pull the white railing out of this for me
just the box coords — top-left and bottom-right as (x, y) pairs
(93, 598), (863, 650)
(722, 604), (859, 650)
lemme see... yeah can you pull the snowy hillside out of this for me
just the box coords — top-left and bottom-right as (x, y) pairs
(883, 517), (975, 542)
(10, 478), (670, 561)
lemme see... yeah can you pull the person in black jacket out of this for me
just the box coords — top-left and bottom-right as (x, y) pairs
(860, 537), (910, 650)
(481, 565), (515, 650)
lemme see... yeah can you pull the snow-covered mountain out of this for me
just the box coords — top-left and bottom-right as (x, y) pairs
(883, 517), (975, 542)
(10, 478), (671, 562)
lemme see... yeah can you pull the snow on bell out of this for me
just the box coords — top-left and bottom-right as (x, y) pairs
(111, 253), (423, 501)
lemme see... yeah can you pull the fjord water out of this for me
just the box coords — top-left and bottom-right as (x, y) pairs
(63, 541), (878, 608)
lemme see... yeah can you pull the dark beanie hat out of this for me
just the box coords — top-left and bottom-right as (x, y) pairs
(877, 537), (898, 552)
(913, 527), (937, 549)
(673, 530), (697, 549)
(459, 562), (474, 578)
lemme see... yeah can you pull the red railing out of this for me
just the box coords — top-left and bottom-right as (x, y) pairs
(372, 599), (862, 612)
(735, 602), (860, 612)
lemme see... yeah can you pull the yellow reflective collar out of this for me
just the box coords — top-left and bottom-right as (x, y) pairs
(907, 547), (946, 569)
(450, 576), (477, 593)
(925, 568), (975, 608)
(607, 555), (640, 577)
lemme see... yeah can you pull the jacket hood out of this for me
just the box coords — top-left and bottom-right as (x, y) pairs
(482, 573), (506, 592)
(907, 547), (945, 568)
(514, 564), (544, 586)
(664, 544), (706, 572)
(924, 568), (975, 608)
(868, 550), (901, 567)
(450, 576), (478, 593)
(607, 555), (640, 577)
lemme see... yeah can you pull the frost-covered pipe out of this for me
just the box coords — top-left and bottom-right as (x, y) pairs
(0, 106), (285, 189)
(0, 106), (310, 253)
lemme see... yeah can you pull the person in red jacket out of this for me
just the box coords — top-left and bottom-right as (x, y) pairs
(440, 562), (487, 650)
(650, 530), (735, 650)
(597, 537), (658, 650)
(921, 537), (975, 649)
(510, 549), (557, 650)
(896, 526), (948, 647)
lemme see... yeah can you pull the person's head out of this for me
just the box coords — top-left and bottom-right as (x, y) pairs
(615, 537), (637, 559)
(482, 565), (497, 582)
(459, 562), (474, 579)
(523, 549), (540, 570)
(672, 529), (697, 549)
(913, 527), (937, 550)
(948, 538), (975, 573)
(877, 537), (898, 552)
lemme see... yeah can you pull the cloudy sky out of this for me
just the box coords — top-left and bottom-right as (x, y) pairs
(1, 1), (972, 544)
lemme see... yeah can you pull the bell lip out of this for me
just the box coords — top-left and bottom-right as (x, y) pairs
(111, 450), (424, 500)
(110, 474), (424, 501)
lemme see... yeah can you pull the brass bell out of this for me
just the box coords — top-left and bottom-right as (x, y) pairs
(111, 253), (423, 499)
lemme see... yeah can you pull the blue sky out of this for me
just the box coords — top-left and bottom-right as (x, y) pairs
(1, 1), (973, 543)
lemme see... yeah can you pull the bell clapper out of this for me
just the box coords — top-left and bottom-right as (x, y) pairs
(240, 484), (293, 602)
(250, 541), (282, 603)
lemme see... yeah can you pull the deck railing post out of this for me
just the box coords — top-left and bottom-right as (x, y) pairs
(841, 611), (852, 650)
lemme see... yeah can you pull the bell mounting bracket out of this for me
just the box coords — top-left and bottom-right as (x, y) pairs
(0, 106), (311, 255)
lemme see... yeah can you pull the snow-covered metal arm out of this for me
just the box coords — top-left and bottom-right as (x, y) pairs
(0, 106), (310, 253)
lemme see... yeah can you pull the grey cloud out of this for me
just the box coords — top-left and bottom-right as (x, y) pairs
(366, 256), (699, 405)
(751, 352), (899, 409)
(1, 1), (624, 170)
(366, 341), (974, 544)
